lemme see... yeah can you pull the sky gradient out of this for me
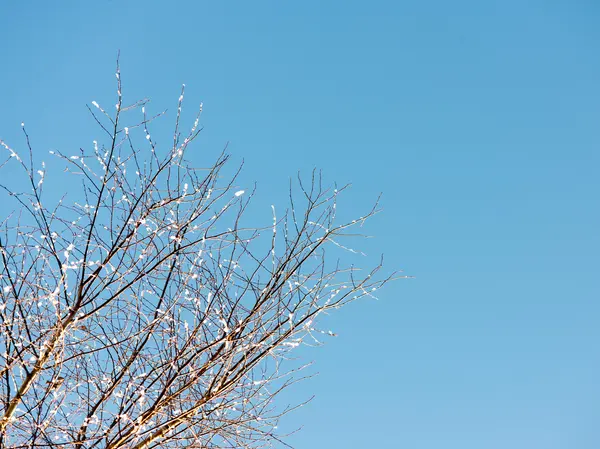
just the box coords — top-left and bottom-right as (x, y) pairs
(1, 1), (599, 448)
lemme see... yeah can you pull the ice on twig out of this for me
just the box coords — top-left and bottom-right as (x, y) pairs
(234, 190), (245, 197)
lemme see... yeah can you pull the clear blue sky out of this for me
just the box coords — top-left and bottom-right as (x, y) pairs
(1, 1), (599, 448)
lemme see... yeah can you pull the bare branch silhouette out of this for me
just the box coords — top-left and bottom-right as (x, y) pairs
(0, 59), (403, 448)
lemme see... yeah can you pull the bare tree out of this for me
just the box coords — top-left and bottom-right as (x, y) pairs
(0, 60), (400, 448)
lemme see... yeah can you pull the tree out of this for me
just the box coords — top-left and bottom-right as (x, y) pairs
(0, 60), (397, 448)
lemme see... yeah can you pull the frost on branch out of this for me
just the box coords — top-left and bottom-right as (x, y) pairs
(0, 64), (399, 449)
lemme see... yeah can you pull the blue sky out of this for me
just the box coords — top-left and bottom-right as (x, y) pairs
(1, 1), (599, 448)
